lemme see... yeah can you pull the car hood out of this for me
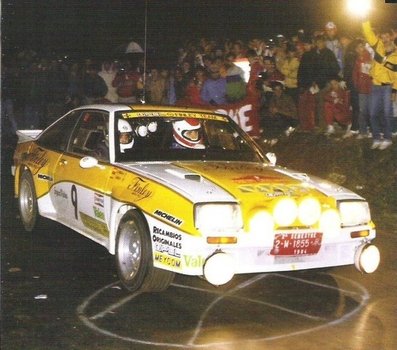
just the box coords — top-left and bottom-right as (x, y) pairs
(119, 161), (363, 203)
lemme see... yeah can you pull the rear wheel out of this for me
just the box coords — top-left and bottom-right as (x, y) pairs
(18, 171), (39, 232)
(115, 210), (175, 292)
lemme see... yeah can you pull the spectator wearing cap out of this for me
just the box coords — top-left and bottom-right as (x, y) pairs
(200, 63), (227, 105)
(325, 21), (343, 73)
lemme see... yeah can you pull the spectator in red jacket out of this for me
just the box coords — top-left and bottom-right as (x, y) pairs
(112, 60), (142, 103)
(246, 49), (264, 98)
(323, 77), (352, 135)
(185, 67), (207, 105)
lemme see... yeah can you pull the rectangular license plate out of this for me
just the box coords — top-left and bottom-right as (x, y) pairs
(270, 232), (323, 256)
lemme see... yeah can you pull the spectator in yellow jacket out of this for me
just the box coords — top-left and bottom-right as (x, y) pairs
(277, 43), (300, 103)
(362, 20), (395, 150)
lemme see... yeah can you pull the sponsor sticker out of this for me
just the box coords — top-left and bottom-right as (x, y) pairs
(110, 168), (127, 181)
(183, 255), (205, 268)
(38, 174), (53, 182)
(93, 206), (105, 221)
(238, 184), (310, 197)
(154, 252), (181, 269)
(232, 175), (285, 184)
(128, 177), (153, 201)
(94, 193), (104, 207)
(152, 225), (182, 258)
(80, 212), (109, 236)
(121, 111), (227, 121)
(22, 149), (49, 174)
(154, 209), (183, 226)
(54, 188), (68, 199)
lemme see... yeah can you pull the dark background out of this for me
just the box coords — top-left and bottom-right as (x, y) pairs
(2, 0), (397, 62)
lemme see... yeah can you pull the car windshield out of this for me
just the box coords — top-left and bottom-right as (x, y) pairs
(114, 112), (264, 163)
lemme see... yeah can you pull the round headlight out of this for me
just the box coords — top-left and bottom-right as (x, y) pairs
(203, 252), (235, 286)
(249, 210), (274, 235)
(319, 209), (341, 235)
(273, 198), (298, 227)
(355, 244), (380, 273)
(298, 197), (321, 226)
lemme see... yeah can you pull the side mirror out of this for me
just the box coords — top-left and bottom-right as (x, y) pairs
(79, 156), (104, 169)
(266, 152), (277, 166)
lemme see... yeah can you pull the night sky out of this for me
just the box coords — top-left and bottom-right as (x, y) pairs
(2, 0), (397, 61)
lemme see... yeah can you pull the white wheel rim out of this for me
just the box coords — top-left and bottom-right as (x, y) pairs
(20, 178), (34, 224)
(118, 220), (142, 281)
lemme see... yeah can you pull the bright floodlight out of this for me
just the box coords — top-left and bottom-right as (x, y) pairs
(347, 0), (371, 18)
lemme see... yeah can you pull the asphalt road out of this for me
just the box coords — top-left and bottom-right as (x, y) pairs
(1, 161), (396, 350)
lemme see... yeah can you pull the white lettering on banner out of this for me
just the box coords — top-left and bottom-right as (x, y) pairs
(216, 104), (253, 133)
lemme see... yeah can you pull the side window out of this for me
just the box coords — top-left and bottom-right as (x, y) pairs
(37, 111), (81, 152)
(68, 111), (109, 161)
(204, 121), (240, 150)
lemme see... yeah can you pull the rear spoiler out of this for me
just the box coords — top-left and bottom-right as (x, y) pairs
(16, 130), (42, 143)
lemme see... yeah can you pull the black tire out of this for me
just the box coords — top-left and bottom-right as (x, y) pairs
(18, 171), (40, 232)
(115, 210), (175, 293)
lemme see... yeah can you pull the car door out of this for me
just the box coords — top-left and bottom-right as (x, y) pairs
(51, 110), (113, 244)
(33, 111), (82, 219)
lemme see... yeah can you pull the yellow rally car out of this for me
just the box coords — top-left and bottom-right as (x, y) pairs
(13, 104), (380, 292)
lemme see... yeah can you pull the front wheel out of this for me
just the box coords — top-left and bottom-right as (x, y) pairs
(18, 171), (40, 232)
(115, 210), (175, 293)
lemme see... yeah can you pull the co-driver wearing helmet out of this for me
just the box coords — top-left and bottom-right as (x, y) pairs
(118, 119), (135, 153)
(172, 118), (205, 149)
(92, 119), (135, 159)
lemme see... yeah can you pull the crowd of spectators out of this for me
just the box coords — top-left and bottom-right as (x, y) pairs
(2, 20), (397, 150)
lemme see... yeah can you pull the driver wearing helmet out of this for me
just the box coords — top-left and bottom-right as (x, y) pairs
(118, 119), (134, 152)
(172, 118), (205, 149)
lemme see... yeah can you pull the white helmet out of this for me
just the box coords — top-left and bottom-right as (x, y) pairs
(118, 119), (134, 152)
(173, 119), (205, 149)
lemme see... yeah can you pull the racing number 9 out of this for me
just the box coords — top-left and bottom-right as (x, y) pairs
(71, 185), (78, 219)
